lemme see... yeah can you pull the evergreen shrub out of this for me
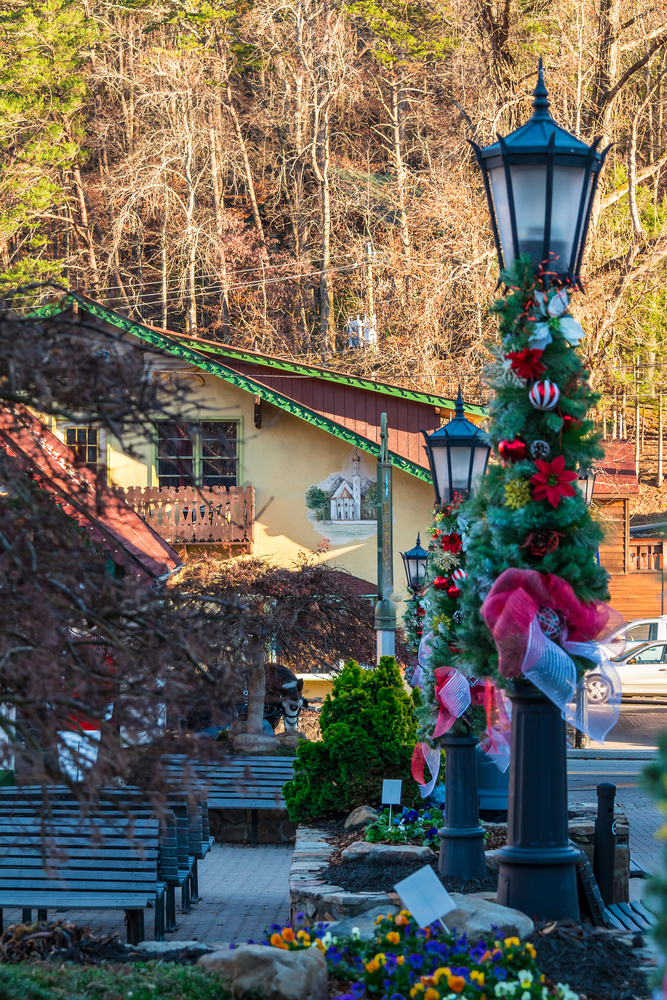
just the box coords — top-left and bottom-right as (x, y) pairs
(283, 656), (418, 821)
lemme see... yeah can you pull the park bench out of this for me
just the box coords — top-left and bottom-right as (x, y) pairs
(162, 754), (296, 845)
(0, 800), (165, 943)
(0, 787), (192, 939)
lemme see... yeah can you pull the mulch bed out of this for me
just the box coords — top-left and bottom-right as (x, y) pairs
(530, 920), (650, 1000)
(318, 854), (499, 895)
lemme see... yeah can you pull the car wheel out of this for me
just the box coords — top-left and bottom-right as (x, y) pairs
(586, 675), (611, 705)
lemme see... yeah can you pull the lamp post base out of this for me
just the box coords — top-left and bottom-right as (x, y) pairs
(496, 682), (580, 922)
(438, 732), (487, 881)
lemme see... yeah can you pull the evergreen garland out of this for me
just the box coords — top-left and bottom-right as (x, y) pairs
(413, 497), (486, 745)
(459, 257), (609, 687)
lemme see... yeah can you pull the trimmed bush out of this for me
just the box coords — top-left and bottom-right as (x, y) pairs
(283, 656), (418, 821)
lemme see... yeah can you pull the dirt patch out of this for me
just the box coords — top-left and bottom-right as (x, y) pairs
(530, 920), (649, 1000)
(483, 825), (507, 851)
(318, 853), (499, 895)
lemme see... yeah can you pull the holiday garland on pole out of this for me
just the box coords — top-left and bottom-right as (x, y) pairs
(458, 257), (624, 741)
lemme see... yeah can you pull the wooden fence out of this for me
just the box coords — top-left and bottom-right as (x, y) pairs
(116, 486), (254, 546)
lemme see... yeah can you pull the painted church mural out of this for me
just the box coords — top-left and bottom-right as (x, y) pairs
(304, 452), (377, 545)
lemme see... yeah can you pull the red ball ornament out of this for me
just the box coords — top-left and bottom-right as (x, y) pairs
(528, 379), (560, 411)
(433, 576), (449, 591)
(498, 438), (528, 464)
(446, 583), (462, 598)
(561, 413), (582, 432)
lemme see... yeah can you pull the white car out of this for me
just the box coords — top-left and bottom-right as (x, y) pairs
(607, 615), (667, 650)
(586, 640), (667, 703)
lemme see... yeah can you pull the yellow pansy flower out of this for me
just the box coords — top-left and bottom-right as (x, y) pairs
(504, 937), (520, 948)
(386, 931), (400, 945)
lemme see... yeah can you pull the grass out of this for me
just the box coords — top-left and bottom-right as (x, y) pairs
(0, 960), (237, 1000)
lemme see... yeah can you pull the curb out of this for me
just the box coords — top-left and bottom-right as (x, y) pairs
(567, 749), (657, 760)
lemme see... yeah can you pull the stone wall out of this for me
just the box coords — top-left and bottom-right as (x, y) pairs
(209, 808), (297, 844)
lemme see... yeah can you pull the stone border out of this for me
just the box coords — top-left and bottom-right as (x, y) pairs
(289, 825), (394, 925)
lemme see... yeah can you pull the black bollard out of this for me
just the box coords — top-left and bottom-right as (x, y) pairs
(594, 782), (616, 905)
(438, 731), (487, 880)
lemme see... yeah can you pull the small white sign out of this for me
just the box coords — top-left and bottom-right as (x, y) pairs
(382, 779), (402, 805)
(394, 865), (456, 930)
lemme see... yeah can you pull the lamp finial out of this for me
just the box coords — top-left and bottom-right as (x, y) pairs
(532, 57), (551, 119)
(455, 384), (465, 419)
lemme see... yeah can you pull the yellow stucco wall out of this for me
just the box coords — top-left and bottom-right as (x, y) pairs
(51, 371), (435, 614)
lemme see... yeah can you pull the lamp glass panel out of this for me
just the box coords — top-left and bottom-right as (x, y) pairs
(550, 166), (587, 271)
(431, 445), (451, 502)
(448, 446), (473, 491)
(470, 445), (491, 496)
(489, 166), (514, 262)
(406, 555), (426, 588)
(507, 164), (547, 267)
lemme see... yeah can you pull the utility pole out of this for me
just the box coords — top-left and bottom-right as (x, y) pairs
(635, 397), (640, 477)
(375, 413), (396, 663)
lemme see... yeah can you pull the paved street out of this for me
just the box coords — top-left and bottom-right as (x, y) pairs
(592, 698), (667, 750)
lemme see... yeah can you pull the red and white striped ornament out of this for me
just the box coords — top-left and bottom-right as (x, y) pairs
(452, 568), (468, 583)
(528, 379), (560, 411)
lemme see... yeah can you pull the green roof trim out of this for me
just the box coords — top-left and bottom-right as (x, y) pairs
(29, 294), (486, 417)
(36, 294), (432, 484)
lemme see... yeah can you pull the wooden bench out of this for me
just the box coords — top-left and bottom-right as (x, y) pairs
(0, 809), (164, 943)
(0, 788), (174, 941)
(162, 755), (296, 845)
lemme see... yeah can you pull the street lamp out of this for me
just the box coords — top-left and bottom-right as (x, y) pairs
(577, 468), (598, 506)
(470, 61), (609, 923)
(470, 58), (610, 288)
(421, 387), (491, 505)
(400, 534), (429, 593)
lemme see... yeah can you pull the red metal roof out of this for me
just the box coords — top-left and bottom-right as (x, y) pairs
(0, 405), (181, 580)
(593, 439), (639, 498)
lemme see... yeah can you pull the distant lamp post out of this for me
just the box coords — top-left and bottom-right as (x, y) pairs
(577, 468), (597, 506)
(401, 534), (429, 593)
(421, 387), (491, 506)
(469, 58), (610, 288)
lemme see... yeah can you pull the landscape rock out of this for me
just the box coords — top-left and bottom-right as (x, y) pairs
(341, 841), (435, 864)
(446, 893), (534, 941)
(327, 904), (400, 941)
(198, 943), (328, 1000)
(344, 805), (379, 829)
(129, 940), (215, 961)
(485, 849), (499, 870)
(232, 733), (281, 752)
(276, 732), (300, 749)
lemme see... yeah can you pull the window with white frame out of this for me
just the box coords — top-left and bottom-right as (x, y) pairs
(156, 421), (238, 488)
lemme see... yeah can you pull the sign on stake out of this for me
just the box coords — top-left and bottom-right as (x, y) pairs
(394, 865), (456, 932)
(382, 779), (402, 825)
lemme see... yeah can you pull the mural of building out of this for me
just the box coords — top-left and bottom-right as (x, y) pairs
(330, 454), (362, 520)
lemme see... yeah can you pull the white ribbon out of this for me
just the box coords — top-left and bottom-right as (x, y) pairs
(418, 743), (442, 798)
(520, 618), (621, 744)
(528, 290), (585, 350)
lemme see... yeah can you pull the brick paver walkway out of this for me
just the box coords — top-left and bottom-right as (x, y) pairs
(597, 700), (667, 749)
(0, 842), (294, 945)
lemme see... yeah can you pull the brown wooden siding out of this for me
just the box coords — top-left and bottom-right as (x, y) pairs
(596, 498), (628, 575)
(224, 360), (444, 469)
(607, 572), (664, 619)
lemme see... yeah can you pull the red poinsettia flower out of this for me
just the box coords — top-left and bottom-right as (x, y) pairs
(530, 455), (578, 508)
(505, 348), (546, 380)
(440, 531), (463, 553)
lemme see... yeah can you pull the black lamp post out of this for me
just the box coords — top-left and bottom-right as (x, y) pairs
(400, 534), (429, 593)
(470, 58), (610, 288)
(470, 61), (609, 922)
(577, 468), (598, 506)
(421, 387), (491, 506)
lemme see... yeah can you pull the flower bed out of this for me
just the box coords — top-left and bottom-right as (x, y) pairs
(365, 807), (443, 847)
(266, 910), (577, 1000)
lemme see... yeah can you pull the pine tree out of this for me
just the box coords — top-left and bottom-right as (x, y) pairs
(459, 257), (608, 687)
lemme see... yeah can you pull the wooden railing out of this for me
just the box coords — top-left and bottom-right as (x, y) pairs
(629, 539), (663, 571)
(116, 486), (254, 546)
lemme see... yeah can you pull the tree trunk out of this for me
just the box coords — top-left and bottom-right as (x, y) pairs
(208, 115), (230, 339)
(246, 648), (266, 735)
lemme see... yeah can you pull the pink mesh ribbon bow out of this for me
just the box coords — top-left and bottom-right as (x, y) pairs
(481, 568), (624, 744)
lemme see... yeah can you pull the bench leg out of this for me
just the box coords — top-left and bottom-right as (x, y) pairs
(126, 909), (145, 946)
(37, 909), (47, 923)
(166, 886), (177, 933)
(181, 876), (192, 914)
(154, 888), (165, 942)
(190, 858), (201, 903)
(22, 909), (31, 924)
(250, 809), (258, 846)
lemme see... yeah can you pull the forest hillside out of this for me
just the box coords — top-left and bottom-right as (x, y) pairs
(1, 0), (666, 437)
